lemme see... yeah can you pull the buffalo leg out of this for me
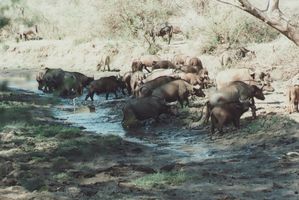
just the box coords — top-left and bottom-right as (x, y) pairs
(90, 92), (95, 101)
(114, 91), (118, 99)
(178, 98), (184, 108)
(203, 102), (211, 124)
(251, 98), (257, 119)
(168, 34), (172, 45)
(232, 118), (240, 129)
(106, 92), (109, 100)
(211, 115), (216, 134)
(121, 88), (126, 95)
(185, 98), (190, 107)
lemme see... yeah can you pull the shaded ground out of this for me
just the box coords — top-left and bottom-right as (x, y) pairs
(0, 70), (299, 200)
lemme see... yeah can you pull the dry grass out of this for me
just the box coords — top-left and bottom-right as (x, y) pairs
(0, 0), (298, 81)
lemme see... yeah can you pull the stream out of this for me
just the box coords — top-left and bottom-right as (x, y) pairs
(1, 69), (226, 163)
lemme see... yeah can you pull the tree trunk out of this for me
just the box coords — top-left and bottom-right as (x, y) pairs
(217, 0), (299, 46)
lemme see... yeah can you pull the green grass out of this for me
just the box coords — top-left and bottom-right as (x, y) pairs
(53, 172), (71, 183)
(132, 172), (189, 189)
(245, 115), (296, 134)
(55, 134), (122, 159)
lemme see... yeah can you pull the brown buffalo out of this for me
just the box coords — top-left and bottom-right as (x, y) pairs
(152, 60), (177, 70)
(131, 59), (151, 73)
(130, 71), (146, 96)
(211, 101), (251, 134)
(142, 69), (177, 83)
(204, 81), (265, 123)
(139, 55), (161, 69)
(152, 80), (205, 108)
(188, 57), (203, 70)
(122, 96), (171, 128)
(178, 65), (200, 74)
(199, 68), (211, 88)
(288, 85), (299, 113)
(172, 54), (190, 66)
(85, 76), (124, 101)
(178, 72), (203, 86)
(138, 76), (178, 98)
(123, 71), (132, 95)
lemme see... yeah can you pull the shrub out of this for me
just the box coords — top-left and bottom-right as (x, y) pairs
(199, 3), (279, 53)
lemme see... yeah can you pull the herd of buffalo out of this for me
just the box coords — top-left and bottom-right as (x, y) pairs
(36, 54), (299, 134)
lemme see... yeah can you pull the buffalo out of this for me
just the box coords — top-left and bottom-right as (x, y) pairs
(122, 96), (172, 128)
(130, 71), (146, 97)
(138, 76), (178, 98)
(152, 60), (177, 70)
(85, 76), (124, 101)
(152, 80), (205, 108)
(211, 101), (251, 134)
(204, 81), (265, 123)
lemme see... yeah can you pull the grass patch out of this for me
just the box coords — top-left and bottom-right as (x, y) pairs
(245, 115), (296, 134)
(132, 172), (189, 189)
(53, 172), (71, 183)
(55, 135), (122, 160)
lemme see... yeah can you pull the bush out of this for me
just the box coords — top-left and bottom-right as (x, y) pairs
(199, 3), (279, 53)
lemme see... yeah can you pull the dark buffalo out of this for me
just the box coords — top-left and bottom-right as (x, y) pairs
(85, 76), (124, 101)
(37, 68), (65, 93)
(71, 72), (94, 88)
(58, 72), (83, 98)
(122, 96), (171, 128)
(211, 101), (250, 134)
(149, 23), (173, 44)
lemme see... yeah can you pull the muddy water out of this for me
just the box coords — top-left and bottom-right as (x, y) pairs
(1, 70), (218, 163)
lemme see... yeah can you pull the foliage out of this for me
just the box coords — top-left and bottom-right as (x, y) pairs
(199, 3), (279, 53)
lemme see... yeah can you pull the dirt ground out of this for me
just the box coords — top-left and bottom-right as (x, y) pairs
(0, 69), (298, 200)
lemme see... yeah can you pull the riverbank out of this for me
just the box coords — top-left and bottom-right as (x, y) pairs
(0, 70), (299, 199)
